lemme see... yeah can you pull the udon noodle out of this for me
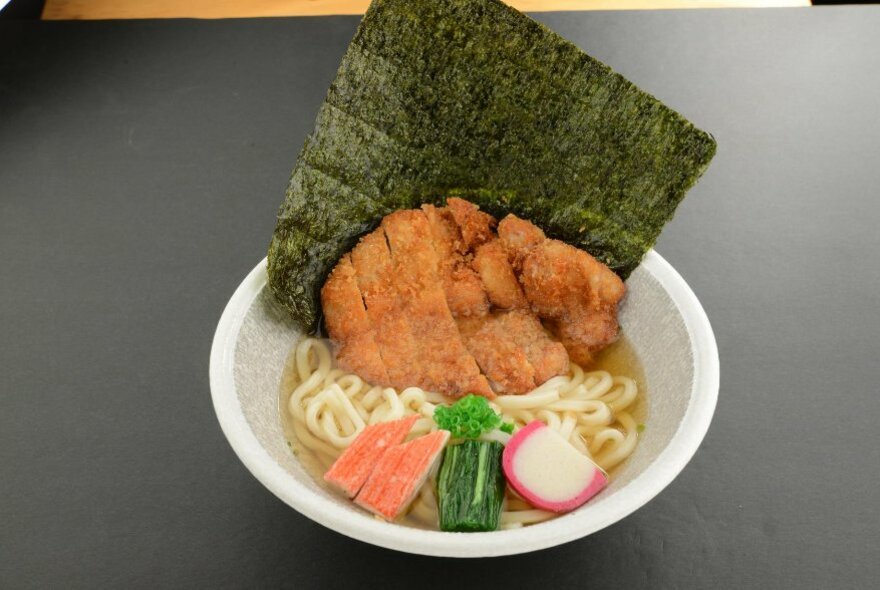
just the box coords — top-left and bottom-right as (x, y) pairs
(283, 337), (641, 529)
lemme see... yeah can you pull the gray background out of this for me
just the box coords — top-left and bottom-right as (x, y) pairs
(2, 7), (879, 588)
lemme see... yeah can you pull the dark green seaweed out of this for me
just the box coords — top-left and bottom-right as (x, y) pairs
(268, 0), (716, 331)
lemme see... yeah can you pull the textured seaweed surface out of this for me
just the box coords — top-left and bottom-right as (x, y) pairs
(268, 0), (716, 332)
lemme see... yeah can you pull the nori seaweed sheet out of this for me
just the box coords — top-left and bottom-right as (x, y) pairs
(268, 0), (716, 332)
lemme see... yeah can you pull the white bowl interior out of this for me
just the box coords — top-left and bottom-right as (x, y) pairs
(211, 250), (717, 557)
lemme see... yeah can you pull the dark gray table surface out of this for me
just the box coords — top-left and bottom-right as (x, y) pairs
(2, 7), (879, 589)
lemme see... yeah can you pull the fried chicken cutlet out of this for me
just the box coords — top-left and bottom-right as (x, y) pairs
(437, 199), (568, 393)
(381, 210), (493, 397)
(499, 214), (626, 365)
(320, 199), (624, 397)
(320, 254), (390, 385)
(421, 204), (488, 318)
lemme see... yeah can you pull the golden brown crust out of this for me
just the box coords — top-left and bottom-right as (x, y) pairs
(381, 210), (493, 398)
(446, 197), (496, 250)
(497, 213), (546, 271)
(422, 204), (489, 318)
(349, 230), (421, 386)
(457, 315), (537, 394)
(503, 310), (570, 385)
(518, 236), (626, 365)
(322, 199), (624, 397)
(472, 239), (528, 310)
(458, 310), (569, 394)
(320, 255), (390, 385)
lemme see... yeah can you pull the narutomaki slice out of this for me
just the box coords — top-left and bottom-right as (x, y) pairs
(502, 421), (607, 513)
(355, 430), (450, 520)
(323, 414), (419, 498)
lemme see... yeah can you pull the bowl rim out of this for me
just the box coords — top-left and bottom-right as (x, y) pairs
(209, 250), (719, 557)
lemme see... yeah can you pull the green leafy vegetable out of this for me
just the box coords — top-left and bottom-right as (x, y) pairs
(433, 394), (513, 439)
(268, 0), (717, 331)
(438, 440), (506, 532)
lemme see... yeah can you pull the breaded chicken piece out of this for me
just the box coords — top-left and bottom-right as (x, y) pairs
(382, 210), (493, 398)
(349, 230), (422, 386)
(446, 197), (496, 250)
(500, 214), (626, 366)
(523, 240), (625, 365)
(441, 204), (565, 391)
(422, 204), (489, 318)
(457, 315), (537, 394)
(472, 239), (528, 310)
(550, 312), (621, 367)
(501, 309), (570, 385)
(497, 213), (546, 271)
(457, 310), (568, 393)
(519, 239), (626, 316)
(320, 255), (390, 385)
(324, 200), (621, 396)
(466, 309), (573, 393)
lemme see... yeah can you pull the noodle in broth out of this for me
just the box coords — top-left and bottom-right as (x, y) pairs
(280, 337), (643, 530)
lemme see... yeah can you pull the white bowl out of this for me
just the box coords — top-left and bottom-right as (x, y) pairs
(209, 250), (718, 557)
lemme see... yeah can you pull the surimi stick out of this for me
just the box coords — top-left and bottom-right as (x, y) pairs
(355, 430), (450, 520)
(323, 414), (419, 497)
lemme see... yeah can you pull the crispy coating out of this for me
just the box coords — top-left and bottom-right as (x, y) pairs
(349, 230), (421, 386)
(550, 312), (620, 366)
(320, 255), (390, 385)
(446, 197), (496, 250)
(459, 310), (569, 393)
(381, 210), (493, 398)
(497, 213), (546, 270)
(519, 239), (626, 314)
(422, 204), (489, 317)
(447, 208), (567, 391)
(457, 315), (537, 394)
(511, 224), (626, 366)
(502, 310), (570, 385)
(472, 239), (528, 310)
(322, 200), (623, 396)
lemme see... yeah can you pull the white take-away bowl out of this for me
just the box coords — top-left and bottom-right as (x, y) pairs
(209, 250), (718, 557)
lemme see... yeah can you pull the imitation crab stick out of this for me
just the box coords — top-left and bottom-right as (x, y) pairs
(324, 414), (419, 497)
(355, 430), (450, 520)
(502, 420), (607, 513)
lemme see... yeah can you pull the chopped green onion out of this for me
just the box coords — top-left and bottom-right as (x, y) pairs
(433, 394), (508, 439)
